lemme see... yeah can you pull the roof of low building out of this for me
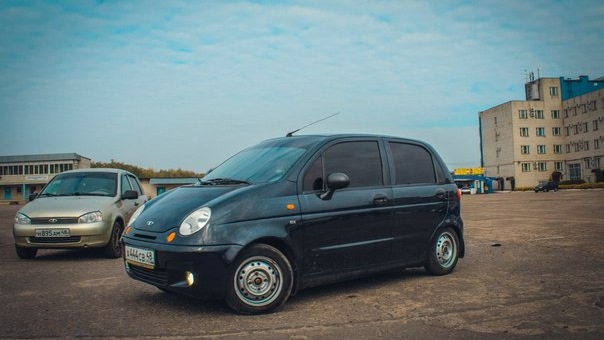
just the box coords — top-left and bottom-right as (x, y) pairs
(0, 153), (89, 164)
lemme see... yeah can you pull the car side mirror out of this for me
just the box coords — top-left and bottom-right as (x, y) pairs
(320, 172), (350, 200)
(121, 190), (139, 200)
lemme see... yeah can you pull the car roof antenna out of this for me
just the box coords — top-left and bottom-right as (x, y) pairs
(286, 112), (340, 137)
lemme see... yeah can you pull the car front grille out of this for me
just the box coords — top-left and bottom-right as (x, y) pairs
(29, 236), (82, 243)
(30, 218), (79, 224)
(129, 264), (169, 285)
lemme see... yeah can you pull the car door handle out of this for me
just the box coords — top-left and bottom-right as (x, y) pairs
(435, 189), (446, 200)
(372, 194), (390, 205)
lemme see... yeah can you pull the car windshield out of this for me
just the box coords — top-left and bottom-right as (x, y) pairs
(204, 145), (308, 184)
(39, 172), (118, 197)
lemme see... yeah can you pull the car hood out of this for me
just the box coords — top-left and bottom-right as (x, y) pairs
(18, 196), (116, 218)
(133, 185), (242, 233)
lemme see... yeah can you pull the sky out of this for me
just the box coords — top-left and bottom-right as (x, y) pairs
(1, 0), (603, 173)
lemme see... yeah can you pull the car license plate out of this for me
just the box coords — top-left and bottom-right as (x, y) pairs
(35, 228), (70, 238)
(125, 245), (155, 269)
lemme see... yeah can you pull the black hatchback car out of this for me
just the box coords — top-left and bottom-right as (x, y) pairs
(122, 134), (464, 314)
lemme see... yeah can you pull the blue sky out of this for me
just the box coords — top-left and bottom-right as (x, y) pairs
(1, 0), (603, 173)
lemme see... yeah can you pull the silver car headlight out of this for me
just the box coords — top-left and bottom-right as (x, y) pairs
(127, 204), (145, 227)
(179, 207), (211, 236)
(15, 213), (31, 224)
(79, 211), (103, 223)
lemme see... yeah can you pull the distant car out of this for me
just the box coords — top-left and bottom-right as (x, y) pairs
(122, 134), (465, 314)
(534, 181), (559, 192)
(13, 168), (147, 259)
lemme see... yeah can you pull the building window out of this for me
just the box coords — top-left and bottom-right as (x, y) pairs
(537, 145), (546, 154)
(595, 139), (601, 150)
(584, 158), (592, 169)
(521, 145), (530, 154)
(566, 144), (571, 153)
(521, 163), (531, 172)
(565, 126), (570, 136)
(549, 87), (559, 96)
(552, 127), (561, 136)
(555, 161), (563, 171)
(520, 127), (529, 137)
(584, 141), (590, 151)
(583, 122), (589, 133)
(538, 162), (547, 171)
(551, 110), (560, 119)
(568, 163), (581, 180)
(536, 127), (545, 136)
(519, 110), (528, 119)
(553, 145), (563, 154)
(535, 110), (544, 119)
(594, 120), (600, 131)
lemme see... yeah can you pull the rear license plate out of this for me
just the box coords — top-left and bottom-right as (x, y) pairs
(125, 245), (155, 269)
(35, 228), (70, 238)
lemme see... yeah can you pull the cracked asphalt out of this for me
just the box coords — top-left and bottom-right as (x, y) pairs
(1, 190), (603, 339)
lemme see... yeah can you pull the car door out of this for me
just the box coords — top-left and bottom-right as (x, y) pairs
(386, 141), (449, 263)
(297, 139), (394, 276)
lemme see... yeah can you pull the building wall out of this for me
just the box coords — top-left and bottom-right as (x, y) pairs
(0, 154), (91, 202)
(480, 76), (604, 189)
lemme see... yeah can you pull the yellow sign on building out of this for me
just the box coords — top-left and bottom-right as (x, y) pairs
(454, 167), (484, 175)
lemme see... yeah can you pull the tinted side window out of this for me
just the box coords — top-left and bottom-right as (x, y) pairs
(304, 141), (383, 190)
(389, 142), (436, 185)
(303, 155), (324, 191)
(121, 174), (133, 194)
(127, 175), (143, 194)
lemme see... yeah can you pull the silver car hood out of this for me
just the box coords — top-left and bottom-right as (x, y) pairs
(18, 196), (116, 218)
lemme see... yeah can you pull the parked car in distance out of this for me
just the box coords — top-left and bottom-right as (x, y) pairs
(13, 168), (146, 259)
(534, 180), (559, 192)
(122, 134), (465, 314)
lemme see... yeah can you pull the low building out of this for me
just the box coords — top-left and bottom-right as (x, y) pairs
(0, 153), (91, 202)
(140, 178), (199, 198)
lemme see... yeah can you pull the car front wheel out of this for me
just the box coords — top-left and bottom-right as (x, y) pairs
(103, 221), (123, 258)
(225, 244), (293, 315)
(425, 227), (460, 276)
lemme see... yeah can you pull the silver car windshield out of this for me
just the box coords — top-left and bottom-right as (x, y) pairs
(204, 146), (306, 184)
(39, 172), (118, 197)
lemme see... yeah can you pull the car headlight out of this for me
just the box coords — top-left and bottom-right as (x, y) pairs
(127, 204), (145, 227)
(79, 211), (103, 223)
(179, 207), (211, 236)
(15, 213), (31, 224)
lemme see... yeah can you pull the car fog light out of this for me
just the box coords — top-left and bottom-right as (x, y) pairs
(186, 271), (195, 287)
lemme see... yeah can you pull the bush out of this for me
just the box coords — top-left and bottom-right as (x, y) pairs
(560, 179), (586, 185)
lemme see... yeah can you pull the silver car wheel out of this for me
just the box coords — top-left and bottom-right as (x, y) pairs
(234, 255), (283, 307)
(436, 231), (457, 269)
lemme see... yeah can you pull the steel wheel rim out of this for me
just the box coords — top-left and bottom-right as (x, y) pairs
(436, 231), (457, 268)
(234, 256), (283, 307)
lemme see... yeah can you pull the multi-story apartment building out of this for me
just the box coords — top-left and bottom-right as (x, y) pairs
(0, 153), (91, 202)
(479, 75), (604, 189)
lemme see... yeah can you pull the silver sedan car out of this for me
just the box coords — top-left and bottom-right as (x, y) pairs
(13, 168), (146, 259)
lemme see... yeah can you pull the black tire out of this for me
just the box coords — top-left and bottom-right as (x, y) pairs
(15, 246), (37, 259)
(103, 221), (123, 258)
(425, 227), (460, 276)
(225, 244), (293, 315)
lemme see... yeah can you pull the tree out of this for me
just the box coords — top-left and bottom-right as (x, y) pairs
(91, 160), (205, 178)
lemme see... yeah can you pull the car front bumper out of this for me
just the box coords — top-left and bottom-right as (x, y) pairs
(122, 237), (243, 299)
(13, 221), (112, 248)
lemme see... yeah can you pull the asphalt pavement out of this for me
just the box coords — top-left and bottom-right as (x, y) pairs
(1, 190), (603, 339)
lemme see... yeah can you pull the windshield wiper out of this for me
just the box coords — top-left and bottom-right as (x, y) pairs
(204, 178), (251, 185)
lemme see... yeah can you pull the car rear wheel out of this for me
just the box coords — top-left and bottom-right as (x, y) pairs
(425, 227), (460, 276)
(225, 244), (293, 315)
(15, 246), (37, 259)
(103, 221), (123, 258)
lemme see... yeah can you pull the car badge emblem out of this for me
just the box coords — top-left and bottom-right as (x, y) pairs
(49, 218), (58, 223)
(146, 221), (154, 226)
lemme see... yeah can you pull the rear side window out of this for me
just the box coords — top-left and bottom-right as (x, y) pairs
(303, 141), (383, 190)
(389, 142), (436, 185)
